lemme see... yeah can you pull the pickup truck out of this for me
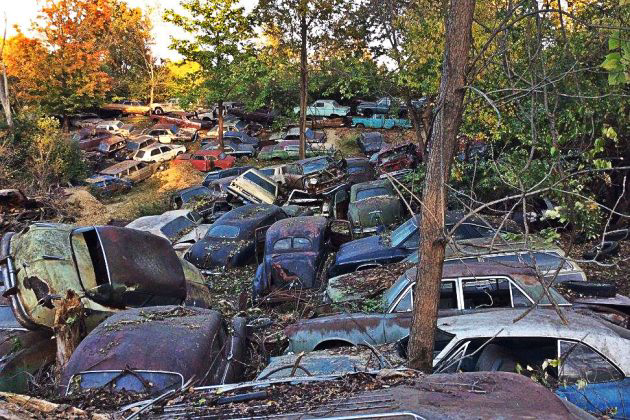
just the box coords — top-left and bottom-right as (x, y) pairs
(356, 97), (427, 117)
(293, 100), (351, 118)
(350, 115), (412, 129)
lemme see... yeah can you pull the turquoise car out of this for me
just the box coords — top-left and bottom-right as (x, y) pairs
(351, 115), (412, 129)
(293, 100), (351, 117)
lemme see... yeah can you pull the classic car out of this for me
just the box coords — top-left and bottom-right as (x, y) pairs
(0, 224), (209, 330)
(284, 155), (344, 191)
(60, 306), (247, 396)
(373, 142), (421, 175)
(229, 107), (278, 125)
(222, 131), (260, 148)
(132, 143), (186, 163)
(253, 216), (352, 300)
(95, 120), (134, 137)
(282, 127), (327, 143)
(227, 168), (279, 205)
(98, 160), (158, 184)
(259, 164), (287, 185)
(327, 212), (499, 277)
(357, 131), (386, 155)
(101, 100), (151, 115)
(202, 166), (253, 187)
(185, 204), (288, 270)
(85, 175), (132, 197)
(429, 309), (630, 417)
(346, 179), (403, 235)
(351, 115), (412, 129)
(294, 100), (351, 118)
(150, 98), (183, 115)
(258, 141), (321, 161)
(96, 136), (127, 156)
(288, 263), (577, 354)
(77, 133), (113, 153)
(114, 135), (156, 161)
(205, 119), (260, 138)
(169, 186), (221, 210)
(126, 209), (207, 243)
(345, 157), (376, 184)
(152, 111), (212, 130)
(173, 150), (236, 172)
(356, 96), (426, 117)
(144, 123), (198, 143)
(202, 140), (256, 158)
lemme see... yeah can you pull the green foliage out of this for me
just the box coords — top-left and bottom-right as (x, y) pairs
(601, 28), (630, 85)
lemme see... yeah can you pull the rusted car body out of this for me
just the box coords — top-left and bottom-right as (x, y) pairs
(345, 157), (376, 184)
(202, 166), (253, 187)
(253, 216), (352, 300)
(227, 169), (279, 205)
(173, 150), (237, 172)
(357, 131), (386, 155)
(185, 204), (288, 270)
(76, 132), (113, 152)
(229, 107), (278, 125)
(145, 123), (198, 143)
(0, 224), (207, 330)
(99, 160), (158, 184)
(114, 135), (157, 161)
(96, 135), (127, 156)
(152, 111), (212, 130)
(125, 209), (207, 243)
(374, 142), (420, 174)
(60, 306), (247, 396)
(346, 179), (403, 235)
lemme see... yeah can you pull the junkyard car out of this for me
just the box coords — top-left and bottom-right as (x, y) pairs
(173, 150), (236, 172)
(145, 123), (198, 143)
(60, 306), (247, 396)
(221, 131), (260, 148)
(132, 143), (186, 163)
(374, 142), (421, 175)
(253, 216), (352, 300)
(346, 179), (403, 235)
(258, 141), (319, 161)
(126, 209), (207, 243)
(259, 164), (287, 185)
(345, 157), (376, 184)
(152, 111), (212, 130)
(114, 135), (156, 161)
(230, 107), (278, 125)
(227, 168), (279, 205)
(284, 155), (345, 191)
(95, 120), (134, 137)
(185, 204), (288, 270)
(430, 309), (630, 417)
(202, 166), (253, 187)
(85, 175), (132, 197)
(327, 212), (499, 277)
(96, 136), (127, 156)
(202, 140), (256, 158)
(77, 131), (113, 152)
(351, 115), (412, 129)
(357, 131), (386, 155)
(294, 100), (351, 117)
(0, 224), (207, 330)
(150, 98), (183, 115)
(282, 127), (327, 143)
(205, 119), (258, 138)
(169, 186), (220, 210)
(98, 160), (158, 184)
(102, 100), (150, 115)
(356, 96), (426, 117)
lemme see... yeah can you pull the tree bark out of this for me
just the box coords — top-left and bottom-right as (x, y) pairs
(407, 0), (476, 372)
(217, 99), (224, 152)
(405, 97), (424, 160)
(298, 8), (308, 160)
(54, 290), (84, 380)
(1, 22), (13, 129)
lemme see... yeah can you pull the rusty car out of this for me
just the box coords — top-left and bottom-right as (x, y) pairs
(0, 224), (210, 330)
(60, 306), (247, 396)
(151, 111), (213, 130)
(252, 216), (352, 300)
(227, 168), (279, 205)
(373, 142), (421, 175)
(144, 123), (198, 144)
(344, 157), (376, 184)
(357, 131), (386, 155)
(202, 140), (257, 158)
(169, 185), (224, 210)
(114, 135), (157, 161)
(282, 127), (327, 143)
(173, 150), (237, 172)
(202, 166), (253, 187)
(125, 209), (208, 243)
(85, 175), (132, 198)
(185, 204), (288, 270)
(98, 160), (158, 184)
(76, 131), (114, 152)
(96, 135), (127, 157)
(345, 179), (403, 235)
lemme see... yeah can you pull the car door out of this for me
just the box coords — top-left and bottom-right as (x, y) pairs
(150, 147), (162, 162)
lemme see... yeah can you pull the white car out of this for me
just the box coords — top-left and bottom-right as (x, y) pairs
(95, 120), (133, 136)
(259, 164), (287, 185)
(133, 143), (186, 163)
(150, 99), (183, 115)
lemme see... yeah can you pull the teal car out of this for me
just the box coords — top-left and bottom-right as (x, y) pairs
(351, 115), (412, 129)
(294, 100), (351, 117)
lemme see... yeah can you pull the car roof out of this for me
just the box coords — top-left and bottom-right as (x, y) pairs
(129, 135), (155, 144)
(436, 308), (630, 375)
(100, 136), (125, 146)
(126, 209), (195, 230)
(216, 203), (282, 227)
(351, 179), (391, 193)
(151, 123), (177, 131)
(141, 143), (169, 151)
(266, 216), (328, 246)
(100, 160), (144, 174)
(224, 131), (244, 138)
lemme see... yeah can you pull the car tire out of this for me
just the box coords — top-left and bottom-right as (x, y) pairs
(604, 229), (630, 242)
(356, 123), (365, 128)
(329, 114), (339, 119)
(582, 240), (620, 261)
(154, 107), (163, 115)
(563, 281), (617, 298)
(475, 344), (517, 372)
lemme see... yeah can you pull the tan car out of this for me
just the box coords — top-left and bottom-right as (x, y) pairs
(102, 100), (151, 115)
(227, 168), (279, 204)
(99, 160), (158, 184)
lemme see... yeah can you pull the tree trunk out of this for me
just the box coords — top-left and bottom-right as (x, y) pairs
(405, 97), (424, 160)
(217, 100), (224, 152)
(407, 0), (476, 372)
(54, 290), (84, 380)
(0, 65), (12, 129)
(298, 10), (308, 160)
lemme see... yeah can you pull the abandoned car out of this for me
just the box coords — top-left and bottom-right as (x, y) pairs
(373, 142), (421, 175)
(114, 135), (156, 161)
(60, 306), (247, 396)
(282, 127), (327, 143)
(85, 175), (132, 198)
(169, 186), (221, 210)
(95, 120), (134, 137)
(125, 209), (207, 243)
(227, 168), (279, 205)
(201, 166), (253, 187)
(202, 140), (256, 158)
(132, 143), (186, 163)
(144, 123), (198, 143)
(345, 157), (376, 184)
(152, 111), (212, 130)
(96, 135), (127, 157)
(173, 150), (236, 172)
(185, 204), (288, 270)
(98, 160), (158, 184)
(346, 179), (403, 235)
(253, 216), (352, 300)
(357, 131), (386, 155)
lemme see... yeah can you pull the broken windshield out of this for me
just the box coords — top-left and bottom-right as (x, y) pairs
(390, 217), (418, 247)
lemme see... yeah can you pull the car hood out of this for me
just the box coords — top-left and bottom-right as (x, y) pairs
(349, 197), (401, 228)
(335, 234), (390, 265)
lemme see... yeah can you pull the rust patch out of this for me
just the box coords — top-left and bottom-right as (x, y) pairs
(23, 276), (50, 301)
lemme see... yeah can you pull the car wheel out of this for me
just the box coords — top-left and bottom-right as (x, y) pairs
(475, 344), (518, 372)
(356, 123), (365, 128)
(563, 281), (617, 298)
(583, 240), (620, 261)
(154, 107), (163, 115)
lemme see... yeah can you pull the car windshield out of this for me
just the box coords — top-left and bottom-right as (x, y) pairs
(236, 121), (247, 130)
(260, 168), (274, 176)
(302, 158), (329, 175)
(182, 187), (210, 201)
(244, 171), (276, 195)
(356, 187), (390, 201)
(391, 217), (418, 247)
(128, 142), (141, 150)
(207, 224), (240, 239)
(161, 217), (196, 240)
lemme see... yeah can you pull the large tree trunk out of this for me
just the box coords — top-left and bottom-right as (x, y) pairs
(217, 100), (224, 152)
(405, 97), (424, 160)
(298, 10), (308, 160)
(0, 65), (12, 129)
(407, 0), (476, 372)
(54, 290), (84, 380)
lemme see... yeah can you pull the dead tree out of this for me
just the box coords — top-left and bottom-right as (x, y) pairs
(0, 17), (13, 129)
(54, 290), (84, 379)
(407, 0), (476, 372)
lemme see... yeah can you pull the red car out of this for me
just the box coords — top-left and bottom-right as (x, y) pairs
(374, 142), (421, 174)
(173, 150), (236, 172)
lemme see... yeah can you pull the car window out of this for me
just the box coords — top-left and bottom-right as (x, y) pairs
(559, 340), (623, 384)
(161, 217), (195, 240)
(135, 150), (145, 158)
(440, 341), (469, 373)
(160, 146), (169, 153)
(151, 149), (160, 156)
(394, 287), (412, 312)
(273, 238), (292, 251)
(439, 280), (458, 309)
(461, 277), (512, 309)
(391, 217), (418, 248)
(293, 237), (312, 250)
(356, 187), (390, 201)
(260, 168), (274, 176)
(207, 225), (240, 239)
(243, 171), (276, 195)
(315, 102), (324, 107)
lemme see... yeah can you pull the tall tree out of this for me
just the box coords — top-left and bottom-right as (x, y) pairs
(165, 0), (254, 150)
(0, 18), (13, 129)
(407, 0), (476, 371)
(257, 0), (343, 159)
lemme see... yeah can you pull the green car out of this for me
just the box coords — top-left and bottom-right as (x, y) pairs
(258, 141), (319, 161)
(346, 179), (404, 235)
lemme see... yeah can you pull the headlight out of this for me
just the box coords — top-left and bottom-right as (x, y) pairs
(309, 178), (318, 185)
